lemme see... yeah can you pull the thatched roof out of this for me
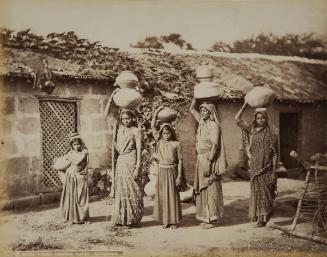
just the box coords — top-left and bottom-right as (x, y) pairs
(1, 46), (326, 103)
(0, 47), (114, 82)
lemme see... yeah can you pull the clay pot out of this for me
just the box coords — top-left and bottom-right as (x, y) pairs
(224, 75), (254, 94)
(53, 157), (70, 171)
(194, 81), (222, 99)
(180, 186), (194, 203)
(157, 107), (178, 122)
(115, 70), (139, 89)
(196, 64), (214, 81)
(144, 162), (157, 197)
(113, 88), (142, 108)
(245, 85), (276, 108)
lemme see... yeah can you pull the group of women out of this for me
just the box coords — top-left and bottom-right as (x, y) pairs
(56, 96), (279, 229)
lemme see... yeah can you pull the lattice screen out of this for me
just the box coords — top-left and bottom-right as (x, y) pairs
(39, 100), (78, 189)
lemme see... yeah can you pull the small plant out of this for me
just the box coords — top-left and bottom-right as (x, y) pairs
(91, 167), (112, 199)
(11, 237), (64, 251)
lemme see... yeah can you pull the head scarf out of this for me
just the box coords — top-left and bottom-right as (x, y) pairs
(67, 132), (86, 150)
(199, 103), (220, 125)
(254, 108), (268, 127)
(68, 132), (81, 143)
(198, 102), (228, 174)
(158, 122), (177, 141)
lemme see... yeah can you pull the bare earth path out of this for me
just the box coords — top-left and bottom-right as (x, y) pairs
(1, 179), (327, 256)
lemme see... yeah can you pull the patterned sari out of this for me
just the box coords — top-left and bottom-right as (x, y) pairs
(111, 123), (144, 226)
(237, 111), (278, 221)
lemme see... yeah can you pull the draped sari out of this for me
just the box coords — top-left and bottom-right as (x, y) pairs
(192, 103), (227, 223)
(59, 149), (89, 224)
(237, 109), (278, 221)
(111, 122), (144, 226)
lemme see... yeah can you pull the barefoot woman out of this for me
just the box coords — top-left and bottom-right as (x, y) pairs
(235, 102), (278, 226)
(190, 99), (227, 229)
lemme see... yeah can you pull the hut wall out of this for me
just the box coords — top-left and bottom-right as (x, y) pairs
(176, 100), (327, 182)
(0, 77), (114, 198)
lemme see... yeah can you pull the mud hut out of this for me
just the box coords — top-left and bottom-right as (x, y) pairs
(0, 30), (326, 205)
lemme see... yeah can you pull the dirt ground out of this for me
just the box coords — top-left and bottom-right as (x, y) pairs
(1, 178), (327, 256)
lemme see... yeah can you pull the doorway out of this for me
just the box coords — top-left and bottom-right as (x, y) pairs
(279, 112), (301, 169)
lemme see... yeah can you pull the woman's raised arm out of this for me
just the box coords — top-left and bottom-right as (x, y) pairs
(235, 101), (248, 122)
(151, 106), (164, 136)
(103, 88), (120, 117)
(190, 98), (200, 122)
(235, 101), (252, 133)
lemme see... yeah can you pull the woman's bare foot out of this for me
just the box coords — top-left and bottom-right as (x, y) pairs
(256, 221), (267, 227)
(170, 225), (178, 229)
(162, 224), (170, 229)
(202, 223), (215, 229)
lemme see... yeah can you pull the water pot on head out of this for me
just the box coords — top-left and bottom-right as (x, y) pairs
(114, 70), (139, 89)
(195, 63), (214, 82)
(112, 71), (142, 108)
(194, 64), (222, 99)
(113, 88), (142, 109)
(244, 82), (276, 108)
(157, 107), (178, 123)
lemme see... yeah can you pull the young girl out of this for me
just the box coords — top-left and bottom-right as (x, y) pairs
(151, 107), (183, 229)
(54, 133), (90, 225)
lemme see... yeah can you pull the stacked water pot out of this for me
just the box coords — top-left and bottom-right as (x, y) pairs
(194, 63), (221, 99)
(112, 71), (142, 109)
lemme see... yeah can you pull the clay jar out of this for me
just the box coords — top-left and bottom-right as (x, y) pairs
(113, 88), (142, 109)
(53, 156), (71, 171)
(194, 63), (221, 99)
(113, 71), (142, 108)
(115, 70), (139, 88)
(245, 84), (276, 108)
(194, 81), (222, 99)
(196, 63), (214, 82)
(157, 107), (178, 122)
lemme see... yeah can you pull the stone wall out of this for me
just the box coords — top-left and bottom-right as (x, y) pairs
(0, 77), (114, 198)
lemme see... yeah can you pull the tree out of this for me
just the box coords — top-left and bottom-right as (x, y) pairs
(131, 33), (193, 50)
(130, 36), (164, 49)
(210, 42), (232, 52)
(210, 33), (327, 59)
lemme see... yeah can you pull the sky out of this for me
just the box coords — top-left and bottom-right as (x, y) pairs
(1, 0), (326, 50)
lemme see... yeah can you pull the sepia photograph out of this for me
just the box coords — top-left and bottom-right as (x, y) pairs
(0, 0), (326, 256)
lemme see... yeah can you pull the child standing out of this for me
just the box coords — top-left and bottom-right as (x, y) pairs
(54, 133), (90, 224)
(151, 107), (183, 229)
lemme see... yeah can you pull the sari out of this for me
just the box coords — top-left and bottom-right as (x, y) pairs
(59, 139), (89, 224)
(237, 108), (278, 221)
(193, 103), (227, 223)
(111, 116), (144, 226)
